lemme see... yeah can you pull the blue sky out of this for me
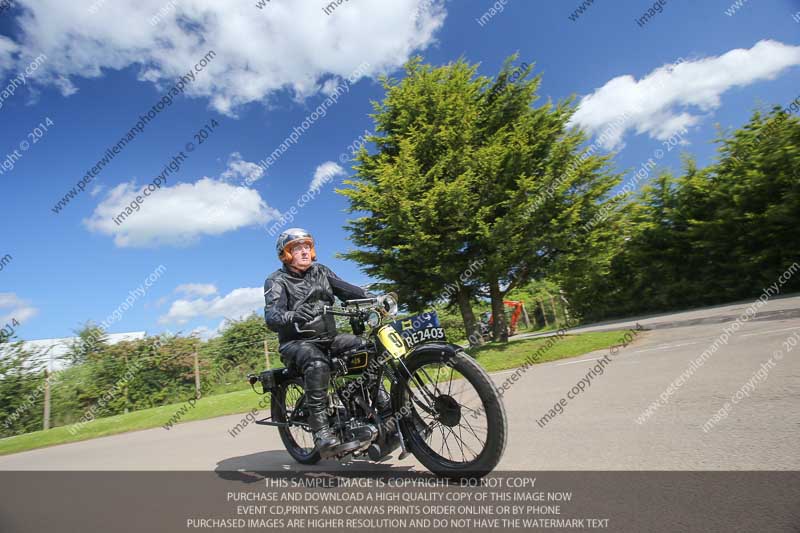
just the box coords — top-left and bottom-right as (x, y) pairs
(0, 0), (798, 341)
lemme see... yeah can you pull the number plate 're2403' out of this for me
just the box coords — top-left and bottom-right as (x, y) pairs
(377, 325), (408, 359)
(390, 311), (446, 348)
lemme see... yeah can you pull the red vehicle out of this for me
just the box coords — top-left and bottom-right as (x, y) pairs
(480, 300), (528, 339)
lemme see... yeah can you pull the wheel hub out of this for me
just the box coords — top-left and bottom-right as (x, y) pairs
(434, 395), (461, 427)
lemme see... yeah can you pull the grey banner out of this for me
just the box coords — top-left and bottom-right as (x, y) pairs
(0, 471), (798, 532)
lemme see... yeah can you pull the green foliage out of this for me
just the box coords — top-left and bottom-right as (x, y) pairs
(566, 107), (800, 320)
(0, 331), (624, 456)
(65, 322), (107, 366)
(0, 337), (46, 437)
(339, 55), (622, 342)
(212, 313), (277, 379)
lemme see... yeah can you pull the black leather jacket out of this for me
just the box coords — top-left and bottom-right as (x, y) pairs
(264, 263), (370, 347)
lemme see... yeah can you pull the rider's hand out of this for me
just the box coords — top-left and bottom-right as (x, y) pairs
(293, 303), (317, 323)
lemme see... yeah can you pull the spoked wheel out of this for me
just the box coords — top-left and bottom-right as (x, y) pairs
(395, 350), (507, 479)
(272, 377), (320, 464)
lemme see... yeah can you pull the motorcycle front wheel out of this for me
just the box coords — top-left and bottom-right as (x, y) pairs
(394, 349), (507, 479)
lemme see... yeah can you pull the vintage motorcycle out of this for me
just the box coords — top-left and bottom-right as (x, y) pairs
(247, 294), (507, 479)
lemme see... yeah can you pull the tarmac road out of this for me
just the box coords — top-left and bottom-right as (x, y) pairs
(1, 295), (798, 472)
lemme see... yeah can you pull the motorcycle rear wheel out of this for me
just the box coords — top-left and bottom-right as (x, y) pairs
(272, 377), (321, 465)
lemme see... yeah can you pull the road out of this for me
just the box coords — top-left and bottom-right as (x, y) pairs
(1, 294), (798, 471)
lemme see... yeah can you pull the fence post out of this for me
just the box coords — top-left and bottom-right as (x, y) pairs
(43, 368), (51, 431)
(550, 296), (560, 326)
(193, 351), (201, 400)
(521, 303), (531, 328)
(539, 300), (549, 328)
(559, 291), (573, 326)
(264, 339), (271, 370)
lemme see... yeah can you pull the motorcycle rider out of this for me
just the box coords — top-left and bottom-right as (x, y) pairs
(263, 228), (388, 457)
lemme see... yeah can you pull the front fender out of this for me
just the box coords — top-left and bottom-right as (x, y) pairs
(406, 341), (464, 360)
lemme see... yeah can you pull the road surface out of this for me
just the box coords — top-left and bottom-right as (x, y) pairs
(1, 295), (798, 471)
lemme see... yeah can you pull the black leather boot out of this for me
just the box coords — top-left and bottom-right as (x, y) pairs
(304, 361), (340, 456)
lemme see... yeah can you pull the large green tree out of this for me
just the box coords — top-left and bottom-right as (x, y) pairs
(567, 106), (800, 320)
(340, 55), (623, 341)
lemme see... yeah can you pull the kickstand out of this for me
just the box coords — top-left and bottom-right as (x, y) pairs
(397, 421), (411, 460)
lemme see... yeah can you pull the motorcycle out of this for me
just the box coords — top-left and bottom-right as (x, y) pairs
(247, 294), (507, 479)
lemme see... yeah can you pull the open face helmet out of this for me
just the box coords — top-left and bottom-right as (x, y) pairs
(276, 228), (316, 263)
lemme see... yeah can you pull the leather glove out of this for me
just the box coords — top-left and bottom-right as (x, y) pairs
(293, 303), (318, 323)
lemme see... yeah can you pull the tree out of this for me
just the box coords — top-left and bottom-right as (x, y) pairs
(340, 55), (623, 341)
(66, 322), (108, 366)
(0, 334), (46, 437)
(566, 106), (800, 320)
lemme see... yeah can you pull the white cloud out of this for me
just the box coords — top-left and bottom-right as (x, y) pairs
(0, 36), (18, 78)
(310, 161), (346, 192)
(189, 325), (219, 341)
(158, 287), (263, 325)
(0, 293), (38, 327)
(89, 184), (105, 197)
(175, 283), (218, 297)
(220, 152), (264, 184)
(4, 0), (446, 114)
(569, 40), (800, 149)
(83, 153), (281, 247)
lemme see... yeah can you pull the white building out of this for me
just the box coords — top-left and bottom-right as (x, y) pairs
(20, 331), (147, 370)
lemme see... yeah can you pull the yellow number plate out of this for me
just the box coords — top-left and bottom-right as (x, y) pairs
(377, 325), (408, 359)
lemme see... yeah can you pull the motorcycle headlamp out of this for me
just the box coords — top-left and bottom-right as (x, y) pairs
(367, 310), (381, 328)
(379, 293), (398, 317)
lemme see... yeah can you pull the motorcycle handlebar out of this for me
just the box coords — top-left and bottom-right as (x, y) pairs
(323, 305), (364, 318)
(343, 297), (378, 306)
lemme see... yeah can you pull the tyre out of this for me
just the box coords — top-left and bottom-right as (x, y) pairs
(271, 377), (320, 465)
(394, 349), (507, 479)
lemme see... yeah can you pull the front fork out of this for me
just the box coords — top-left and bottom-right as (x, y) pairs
(387, 358), (437, 452)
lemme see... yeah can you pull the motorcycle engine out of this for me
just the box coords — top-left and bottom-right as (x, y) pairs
(341, 419), (378, 454)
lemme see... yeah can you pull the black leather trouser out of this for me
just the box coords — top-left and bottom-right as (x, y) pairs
(280, 335), (391, 430)
(279, 334), (365, 374)
(280, 335), (366, 432)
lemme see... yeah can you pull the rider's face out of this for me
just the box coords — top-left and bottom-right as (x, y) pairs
(289, 242), (313, 271)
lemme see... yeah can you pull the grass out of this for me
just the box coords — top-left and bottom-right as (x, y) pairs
(0, 330), (631, 457)
(467, 330), (627, 372)
(0, 388), (268, 456)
